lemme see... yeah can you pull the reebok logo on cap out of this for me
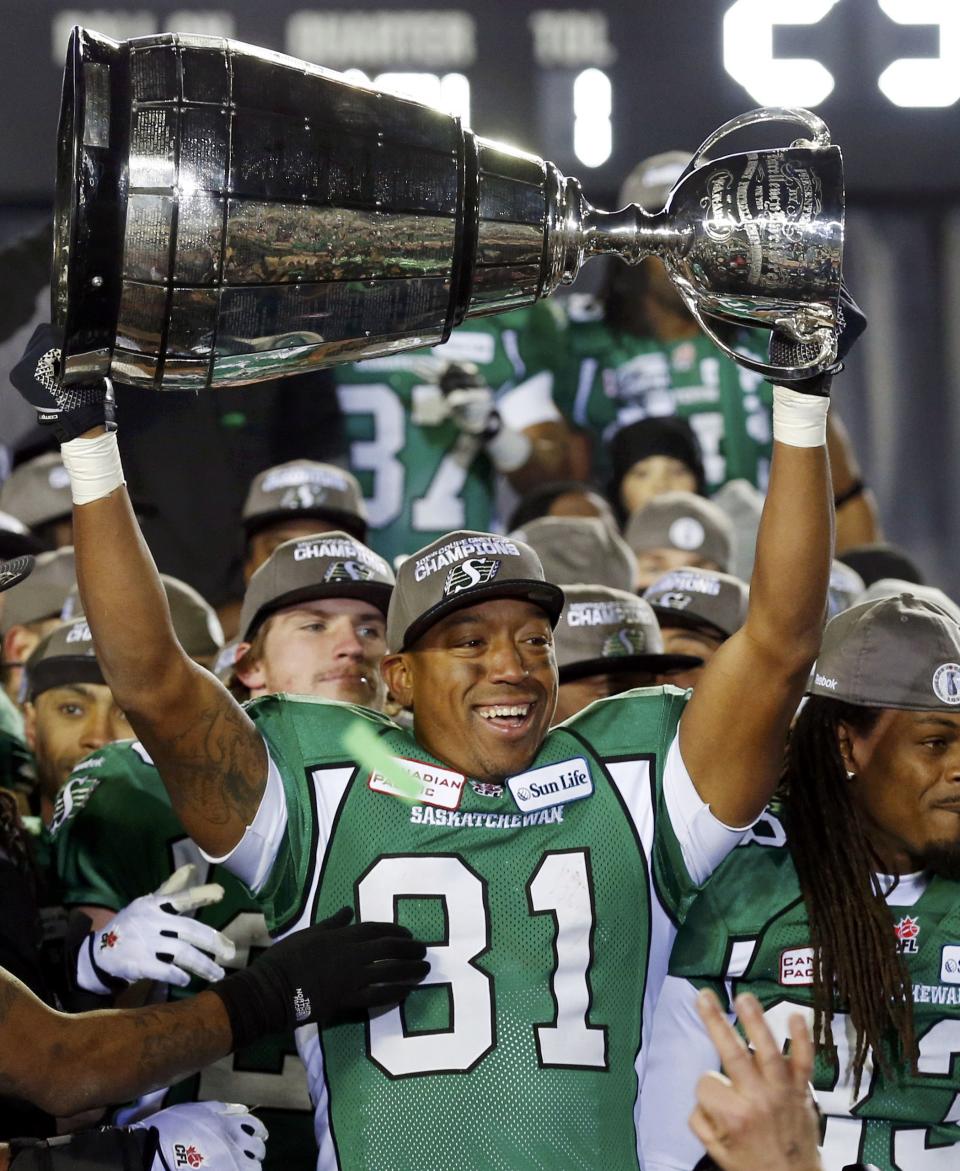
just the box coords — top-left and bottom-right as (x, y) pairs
(444, 558), (501, 596)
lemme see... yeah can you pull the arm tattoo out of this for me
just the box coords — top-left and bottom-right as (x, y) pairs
(148, 695), (266, 829)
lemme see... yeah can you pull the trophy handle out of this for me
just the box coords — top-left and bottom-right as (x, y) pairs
(667, 268), (838, 380)
(679, 107), (832, 184)
(690, 304), (837, 382)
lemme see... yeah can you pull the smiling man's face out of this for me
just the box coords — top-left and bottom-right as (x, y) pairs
(383, 598), (558, 783)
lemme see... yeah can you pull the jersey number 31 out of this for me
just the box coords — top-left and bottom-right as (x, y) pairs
(357, 851), (608, 1077)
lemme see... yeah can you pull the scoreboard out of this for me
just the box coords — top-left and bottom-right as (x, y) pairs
(1, 0), (959, 202)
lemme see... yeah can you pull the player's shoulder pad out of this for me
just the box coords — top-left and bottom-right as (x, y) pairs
(564, 293), (605, 324)
(694, 806), (797, 903)
(47, 739), (154, 838)
(246, 693), (396, 734)
(560, 684), (689, 752)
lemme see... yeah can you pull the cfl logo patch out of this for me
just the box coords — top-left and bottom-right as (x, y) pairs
(174, 1144), (204, 1168)
(444, 558), (500, 596)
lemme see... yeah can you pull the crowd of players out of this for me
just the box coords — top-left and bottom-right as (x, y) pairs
(0, 151), (957, 1171)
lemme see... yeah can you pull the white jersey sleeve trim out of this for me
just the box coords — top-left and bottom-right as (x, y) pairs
(199, 740), (288, 894)
(496, 371), (561, 430)
(662, 732), (756, 886)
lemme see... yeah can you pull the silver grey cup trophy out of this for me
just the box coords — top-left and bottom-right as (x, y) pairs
(53, 27), (844, 391)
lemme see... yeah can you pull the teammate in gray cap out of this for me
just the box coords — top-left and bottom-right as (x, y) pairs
(640, 594), (960, 1170)
(625, 491), (734, 589)
(644, 568), (749, 689)
(63, 572), (225, 669)
(23, 619), (133, 824)
(241, 459), (368, 580)
(29, 228), (856, 1166)
(551, 586), (701, 723)
(230, 531), (394, 709)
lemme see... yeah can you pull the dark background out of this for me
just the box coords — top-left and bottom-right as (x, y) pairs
(0, 0), (957, 594)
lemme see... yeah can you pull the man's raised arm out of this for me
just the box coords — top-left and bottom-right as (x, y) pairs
(68, 431), (265, 856)
(9, 327), (265, 857)
(679, 291), (866, 828)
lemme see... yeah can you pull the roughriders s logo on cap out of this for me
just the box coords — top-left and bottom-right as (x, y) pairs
(668, 517), (706, 551)
(933, 663), (960, 706)
(174, 1144), (204, 1168)
(324, 560), (375, 583)
(444, 558), (501, 596)
(602, 627), (645, 657)
(655, 591), (694, 612)
(100, 929), (119, 950)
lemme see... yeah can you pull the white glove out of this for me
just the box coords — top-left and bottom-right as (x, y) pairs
(77, 863), (236, 994)
(446, 382), (497, 436)
(135, 1101), (268, 1171)
(441, 364), (531, 472)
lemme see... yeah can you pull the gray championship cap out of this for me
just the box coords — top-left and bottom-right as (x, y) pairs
(24, 617), (104, 701)
(644, 567), (749, 640)
(0, 452), (73, 530)
(2, 547), (76, 631)
(243, 460), (367, 541)
(858, 578), (960, 625)
(240, 531), (394, 643)
(63, 574), (224, 661)
(624, 491), (733, 571)
(808, 594), (960, 710)
(556, 585), (702, 682)
(509, 516), (637, 592)
(619, 151), (693, 213)
(387, 530), (565, 653)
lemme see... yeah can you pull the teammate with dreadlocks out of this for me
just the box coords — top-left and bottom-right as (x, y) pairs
(639, 594), (960, 1171)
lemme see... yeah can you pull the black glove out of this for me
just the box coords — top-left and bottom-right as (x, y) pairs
(211, 907), (430, 1048)
(10, 322), (112, 441)
(769, 279), (867, 395)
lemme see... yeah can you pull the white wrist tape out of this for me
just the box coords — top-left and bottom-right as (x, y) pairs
(61, 430), (126, 505)
(771, 385), (829, 448)
(486, 426), (532, 473)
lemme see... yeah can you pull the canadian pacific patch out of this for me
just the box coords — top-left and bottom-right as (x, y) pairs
(368, 757), (465, 810)
(779, 946), (814, 986)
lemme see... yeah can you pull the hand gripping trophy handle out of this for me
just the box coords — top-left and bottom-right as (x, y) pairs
(53, 28), (844, 391)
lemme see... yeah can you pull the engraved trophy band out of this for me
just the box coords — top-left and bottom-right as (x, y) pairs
(53, 26), (844, 391)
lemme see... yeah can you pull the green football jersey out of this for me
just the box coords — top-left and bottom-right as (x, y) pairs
(668, 809), (960, 1170)
(242, 685), (708, 1171)
(550, 294), (772, 493)
(50, 741), (315, 1171)
(335, 306), (565, 565)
